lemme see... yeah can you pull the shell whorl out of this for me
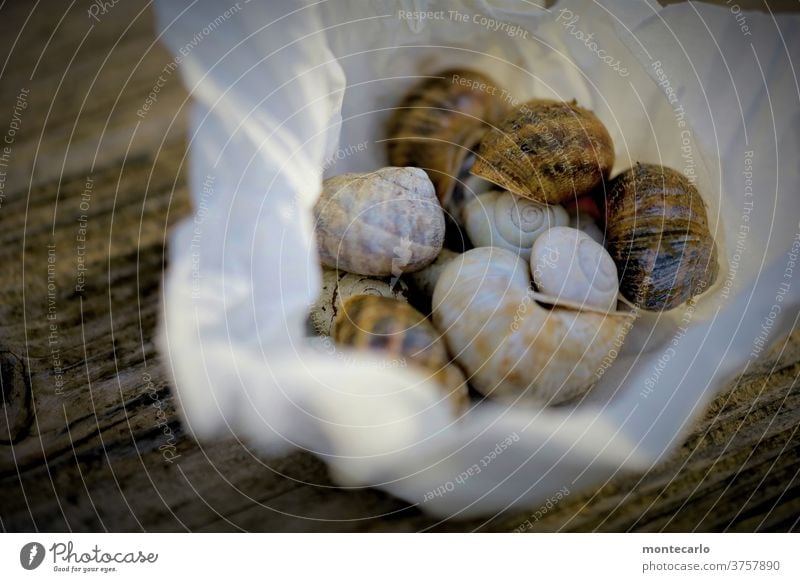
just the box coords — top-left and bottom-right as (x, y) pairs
(464, 190), (569, 260)
(309, 267), (410, 336)
(530, 226), (619, 312)
(432, 247), (630, 405)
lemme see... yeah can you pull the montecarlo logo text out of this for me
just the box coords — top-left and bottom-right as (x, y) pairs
(48, 542), (158, 566)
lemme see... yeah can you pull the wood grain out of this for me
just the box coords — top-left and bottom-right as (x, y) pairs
(0, 1), (798, 532)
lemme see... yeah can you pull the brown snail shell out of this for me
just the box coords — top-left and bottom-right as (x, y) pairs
(603, 163), (718, 311)
(433, 247), (633, 406)
(314, 167), (444, 277)
(333, 295), (468, 413)
(386, 69), (508, 217)
(471, 99), (615, 205)
(309, 267), (410, 336)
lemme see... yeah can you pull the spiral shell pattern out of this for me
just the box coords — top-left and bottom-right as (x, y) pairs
(530, 227), (618, 312)
(464, 190), (569, 260)
(309, 267), (410, 336)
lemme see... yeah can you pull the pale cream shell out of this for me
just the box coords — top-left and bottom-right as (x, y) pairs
(314, 167), (445, 276)
(530, 226), (619, 312)
(463, 190), (569, 261)
(432, 247), (632, 406)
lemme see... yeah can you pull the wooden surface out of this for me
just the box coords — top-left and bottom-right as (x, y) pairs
(1, 2), (799, 533)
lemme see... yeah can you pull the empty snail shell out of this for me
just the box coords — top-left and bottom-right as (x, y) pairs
(471, 99), (615, 205)
(314, 167), (445, 277)
(333, 295), (468, 413)
(603, 163), (719, 311)
(530, 227), (619, 312)
(309, 267), (410, 336)
(386, 69), (508, 217)
(464, 190), (569, 260)
(433, 247), (632, 405)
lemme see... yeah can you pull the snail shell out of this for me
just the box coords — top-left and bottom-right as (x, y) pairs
(471, 99), (615, 205)
(333, 295), (468, 413)
(433, 247), (632, 406)
(386, 69), (508, 216)
(314, 167), (445, 276)
(464, 190), (569, 260)
(603, 163), (719, 311)
(309, 267), (409, 336)
(530, 226), (618, 312)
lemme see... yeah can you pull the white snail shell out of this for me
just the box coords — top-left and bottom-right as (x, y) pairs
(531, 227), (619, 312)
(463, 190), (569, 260)
(314, 167), (445, 276)
(432, 246), (632, 405)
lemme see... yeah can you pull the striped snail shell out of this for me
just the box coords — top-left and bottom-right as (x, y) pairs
(433, 247), (632, 406)
(314, 167), (444, 277)
(603, 163), (718, 311)
(333, 295), (468, 413)
(464, 190), (569, 260)
(386, 69), (508, 218)
(471, 99), (615, 205)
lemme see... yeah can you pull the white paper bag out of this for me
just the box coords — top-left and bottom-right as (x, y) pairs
(154, 0), (800, 518)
